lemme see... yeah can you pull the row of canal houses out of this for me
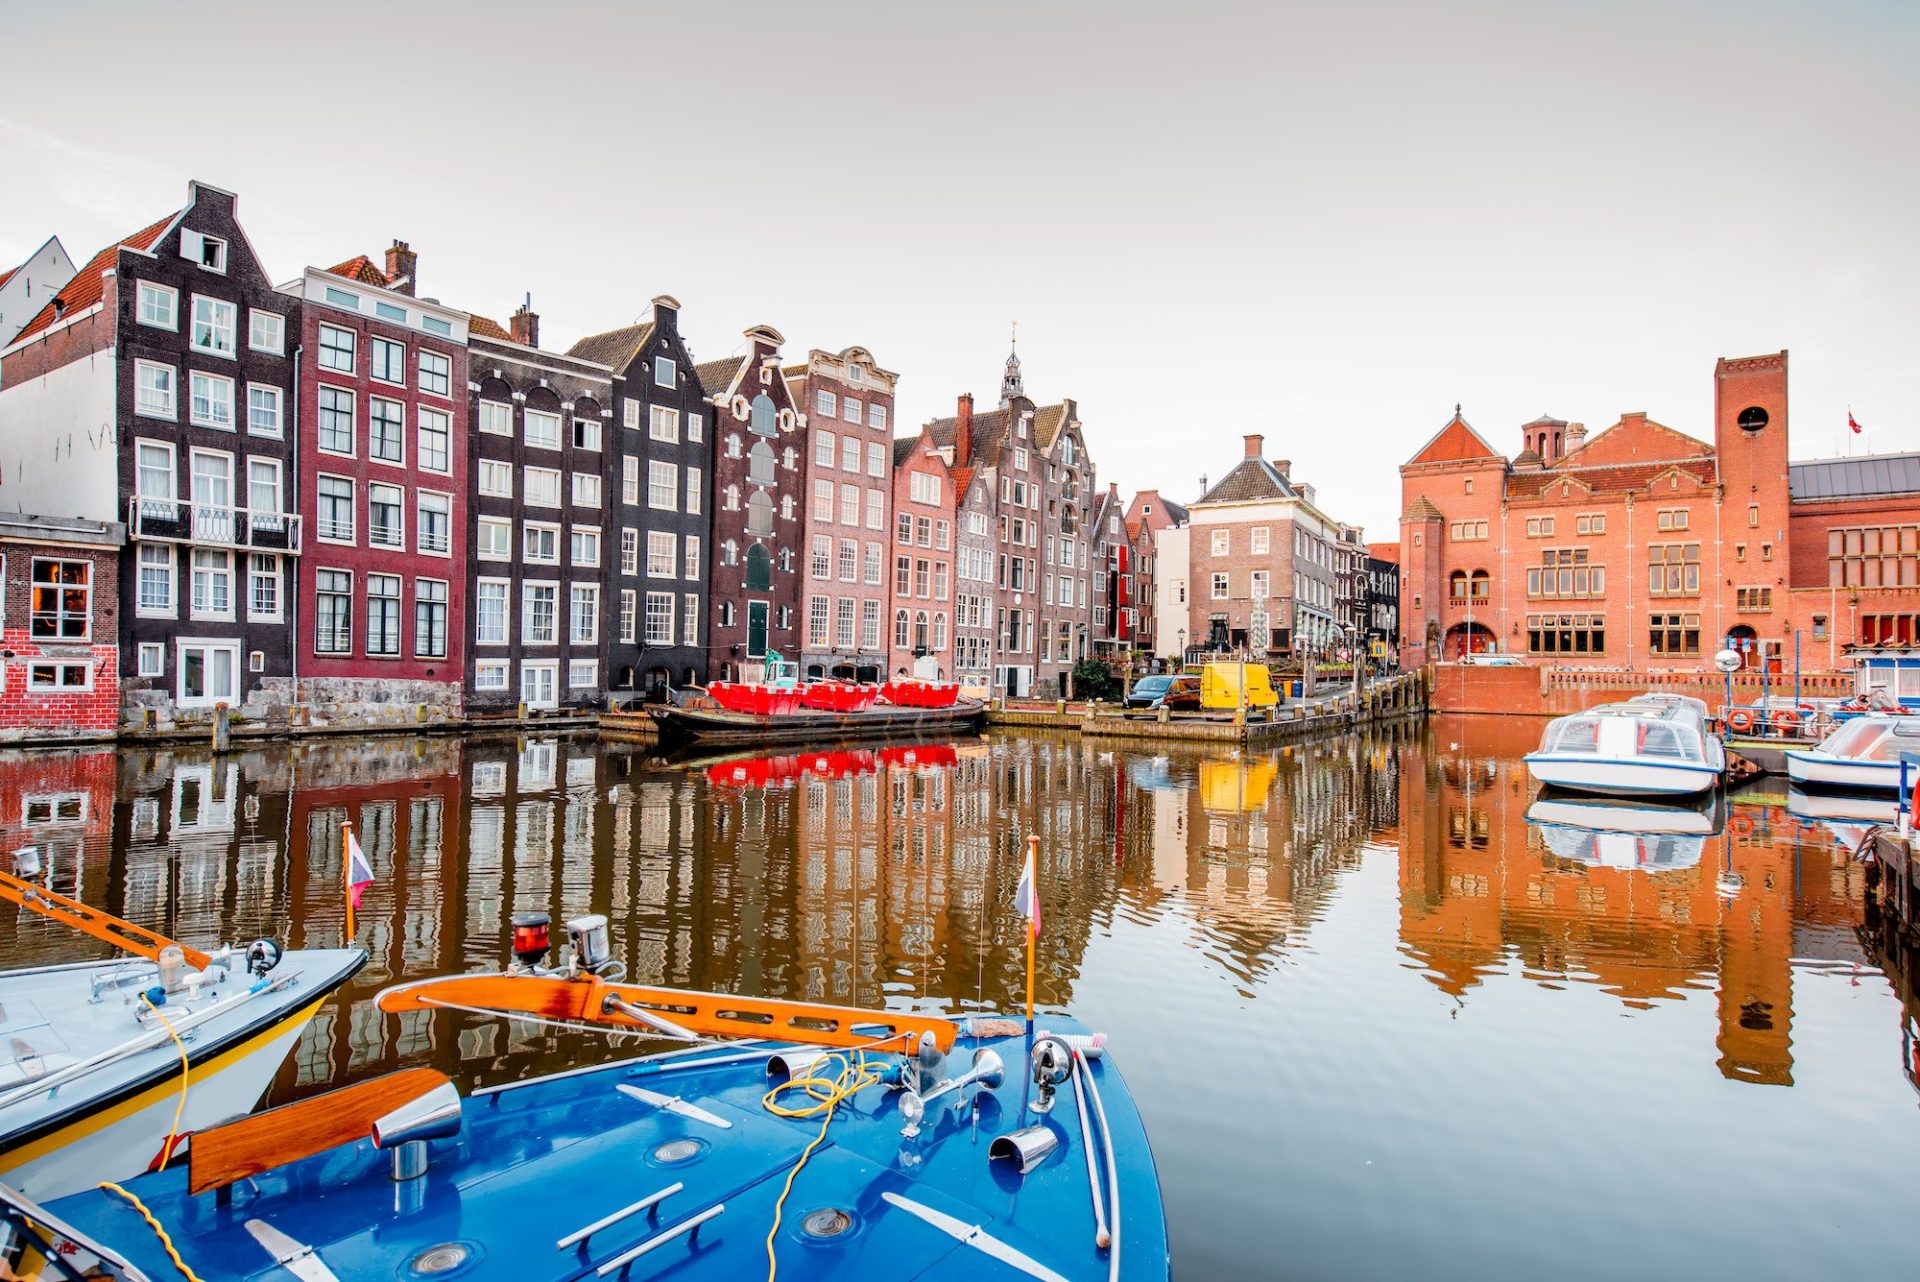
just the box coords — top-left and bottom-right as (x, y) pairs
(0, 181), (1155, 736)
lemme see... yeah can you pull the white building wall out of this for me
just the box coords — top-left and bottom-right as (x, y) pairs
(0, 238), (77, 349)
(1152, 524), (1189, 659)
(0, 357), (119, 522)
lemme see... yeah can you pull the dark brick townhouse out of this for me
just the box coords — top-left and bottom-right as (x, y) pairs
(0, 181), (300, 725)
(290, 245), (468, 722)
(463, 304), (614, 711)
(566, 295), (709, 699)
(696, 327), (804, 681)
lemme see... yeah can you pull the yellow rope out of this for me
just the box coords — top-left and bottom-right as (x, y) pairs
(760, 1051), (880, 1281)
(96, 1182), (205, 1282)
(139, 994), (190, 1173)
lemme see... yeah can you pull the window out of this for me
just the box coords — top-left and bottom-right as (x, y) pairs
(187, 232), (228, 272)
(1736, 586), (1773, 612)
(685, 466), (703, 515)
(649, 461), (677, 510)
(418, 350), (451, 397)
(30, 560), (91, 639)
(868, 403), (887, 430)
(1015, 447), (1029, 471)
(836, 598), (857, 647)
(524, 523), (560, 564)
(477, 516), (512, 560)
(475, 580), (509, 644)
(814, 431), (837, 470)
(895, 609), (910, 648)
(650, 406), (680, 442)
(839, 538), (858, 582)
(647, 531), (675, 578)
(816, 390), (837, 418)
(136, 361), (177, 419)
(573, 472), (603, 507)
(653, 356), (676, 388)
(1527, 613), (1608, 656)
(896, 555), (912, 596)
(189, 372), (234, 429)
(1748, 504), (1760, 529)
(861, 599), (880, 648)
(418, 407), (450, 472)
(684, 536), (701, 581)
(1448, 520), (1489, 541)
(477, 460), (512, 499)
(366, 574), (401, 655)
(1646, 544), (1700, 596)
(936, 520), (951, 551)
(1250, 569), (1269, 599)
(318, 385), (354, 453)
(1210, 529), (1229, 556)
(369, 484), (404, 547)
(840, 483), (860, 526)
(246, 457), (281, 521)
(26, 662), (90, 692)
(841, 436), (861, 473)
(246, 384), (282, 436)
(525, 409), (561, 449)
(319, 324), (355, 373)
(190, 549), (232, 618)
(573, 417), (600, 451)
(566, 658), (596, 690)
(1574, 513), (1606, 536)
(418, 492), (451, 554)
(316, 475), (355, 541)
(371, 337), (406, 385)
(369, 397), (405, 463)
(190, 296), (236, 356)
(523, 583), (558, 644)
(414, 579), (448, 658)
(249, 309), (284, 354)
(745, 543), (773, 589)
(619, 590), (638, 643)
(750, 394), (776, 436)
(571, 585), (599, 643)
(138, 282), (177, 330)
(809, 595), (830, 646)
(1655, 508), (1690, 532)
(524, 467), (561, 507)
(138, 544), (174, 614)
(910, 472), (942, 506)
(138, 642), (164, 676)
(812, 535), (832, 579)
(1647, 612), (1701, 657)
(687, 414), (704, 444)
(475, 661), (509, 690)
(645, 592), (676, 645)
(1212, 572), (1229, 600)
(1525, 548), (1604, 599)
(623, 399), (642, 430)
(479, 400), (512, 436)
(864, 542), (882, 585)
(1525, 516), (1556, 537)
(683, 593), (700, 646)
(315, 570), (353, 652)
(1829, 524), (1920, 588)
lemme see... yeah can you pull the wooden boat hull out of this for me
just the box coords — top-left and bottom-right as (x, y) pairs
(650, 698), (986, 746)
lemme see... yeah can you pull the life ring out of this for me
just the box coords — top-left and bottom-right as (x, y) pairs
(1731, 813), (1754, 839)
(1726, 708), (1756, 734)
(1769, 709), (1802, 732)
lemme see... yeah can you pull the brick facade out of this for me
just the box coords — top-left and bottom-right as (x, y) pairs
(888, 428), (954, 678)
(0, 526), (121, 738)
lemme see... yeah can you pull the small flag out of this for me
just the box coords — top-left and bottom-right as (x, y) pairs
(346, 827), (374, 908)
(1014, 842), (1041, 939)
(1850, 410), (1864, 435)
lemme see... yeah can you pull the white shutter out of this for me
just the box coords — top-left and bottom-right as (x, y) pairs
(178, 229), (203, 264)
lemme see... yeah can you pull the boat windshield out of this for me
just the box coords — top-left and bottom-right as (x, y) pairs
(1636, 721), (1696, 761)
(1819, 718), (1891, 758)
(1544, 718), (1600, 753)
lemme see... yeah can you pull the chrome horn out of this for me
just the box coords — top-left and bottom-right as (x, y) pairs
(372, 1081), (463, 1181)
(899, 1047), (1004, 1137)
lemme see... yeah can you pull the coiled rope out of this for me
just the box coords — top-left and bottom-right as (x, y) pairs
(759, 1050), (882, 1281)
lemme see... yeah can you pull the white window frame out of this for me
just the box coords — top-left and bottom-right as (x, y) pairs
(137, 282), (178, 331)
(478, 400), (513, 436)
(189, 294), (237, 358)
(248, 309), (285, 354)
(135, 360), (177, 420)
(475, 577), (511, 646)
(476, 516), (513, 561)
(524, 466), (562, 508)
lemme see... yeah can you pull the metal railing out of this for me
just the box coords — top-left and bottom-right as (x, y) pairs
(129, 498), (303, 554)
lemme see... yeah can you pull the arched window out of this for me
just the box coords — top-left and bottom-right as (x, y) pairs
(725, 433), (743, 458)
(933, 612), (948, 649)
(778, 547), (793, 572)
(748, 440), (775, 485)
(745, 544), (772, 590)
(720, 601), (736, 627)
(725, 484), (739, 511)
(747, 491), (774, 535)
(914, 610), (930, 650)
(1448, 570), (1468, 601)
(750, 394), (776, 437)
(894, 610), (910, 648)
(722, 539), (738, 566)
(1469, 569), (1491, 600)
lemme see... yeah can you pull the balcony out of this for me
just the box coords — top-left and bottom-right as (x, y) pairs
(130, 498), (303, 554)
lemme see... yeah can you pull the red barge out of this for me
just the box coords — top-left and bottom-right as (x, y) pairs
(655, 655), (983, 747)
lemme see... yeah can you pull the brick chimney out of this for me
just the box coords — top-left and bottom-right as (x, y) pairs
(1566, 421), (1587, 450)
(1243, 433), (1264, 459)
(384, 240), (417, 296)
(1272, 459), (1292, 479)
(956, 392), (974, 461)
(510, 297), (539, 349)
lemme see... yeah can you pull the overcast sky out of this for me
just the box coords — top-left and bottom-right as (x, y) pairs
(3, 0), (1914, 537)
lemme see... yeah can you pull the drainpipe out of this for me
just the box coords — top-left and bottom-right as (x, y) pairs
(289, 343), (302, 708)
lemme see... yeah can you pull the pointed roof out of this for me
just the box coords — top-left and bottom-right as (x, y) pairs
(326, 254), (391, 287)
(1558, 412), (1710, 468)
(11, 210), (178, 345)
(467, 314), (512, 341)
(567, 321), (656, 371)
(1000, 336), (1023, 404)
(1033, 403), (1071, 452)
(892, 436), (918, 467)
(1196, 455), (1296, 504)
(1403, 495), (1444, 522)
(1405, 408), (1504, 467)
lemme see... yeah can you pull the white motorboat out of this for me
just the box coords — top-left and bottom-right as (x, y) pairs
(1526, 793), (1722, 872)
(0, 870), (364, 1200)
(1524, 693), (1726, 798)
(1784, 713), (1920, 792)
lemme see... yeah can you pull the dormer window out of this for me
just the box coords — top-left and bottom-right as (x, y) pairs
(182, 230), (229, 273)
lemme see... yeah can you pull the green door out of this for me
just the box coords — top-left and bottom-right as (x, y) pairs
(747, 601), (769, 658)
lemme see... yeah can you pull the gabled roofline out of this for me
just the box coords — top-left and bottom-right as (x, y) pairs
(1404, 412), (1504, 467)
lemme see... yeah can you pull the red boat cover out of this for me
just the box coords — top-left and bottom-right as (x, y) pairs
(878, 680), (961, 709)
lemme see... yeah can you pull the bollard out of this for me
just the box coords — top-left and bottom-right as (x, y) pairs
(211, 702), (230, 753)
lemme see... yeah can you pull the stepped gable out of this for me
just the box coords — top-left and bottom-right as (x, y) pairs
(11, 210), (178, 344)
(1405, 408), (1503, 466)
(566, 321), (655, 369)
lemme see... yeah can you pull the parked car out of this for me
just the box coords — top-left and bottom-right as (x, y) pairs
(1159, 674), (1204, 710)
(1126, 675), (1175, 709)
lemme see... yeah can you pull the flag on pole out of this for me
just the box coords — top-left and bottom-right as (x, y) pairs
(1850, 410), (1864, 435)
(346, 826), (374, 908)
(1015, 840), (1041, 940)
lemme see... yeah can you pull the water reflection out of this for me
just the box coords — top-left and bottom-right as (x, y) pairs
(0, 719), (1913, 1278)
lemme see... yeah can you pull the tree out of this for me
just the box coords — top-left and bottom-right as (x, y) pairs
(1071, 658), (1121, 702)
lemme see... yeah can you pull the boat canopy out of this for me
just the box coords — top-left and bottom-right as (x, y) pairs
(1811, 714), (1920, 762)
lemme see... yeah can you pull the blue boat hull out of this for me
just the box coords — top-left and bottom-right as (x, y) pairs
(43, 1015), (1169, 1281)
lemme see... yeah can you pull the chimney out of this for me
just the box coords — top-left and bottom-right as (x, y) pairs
(1271, 459), (1291, 479)
(384, 240), (417, 296)
(1566, 421), (1587, 449)
(956, 392), (974, 461)
(510, 295), (539, 349)
(652, 294), (680, 327)
(1243, 433), (1264, 459)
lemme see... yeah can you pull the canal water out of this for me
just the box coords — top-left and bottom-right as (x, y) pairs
(2, 718), (1914, 1280)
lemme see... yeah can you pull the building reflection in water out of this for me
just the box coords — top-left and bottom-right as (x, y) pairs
(0, 717), (1886, 1103)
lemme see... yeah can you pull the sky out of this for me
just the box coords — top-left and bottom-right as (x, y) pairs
(2, 0), (1915, 538)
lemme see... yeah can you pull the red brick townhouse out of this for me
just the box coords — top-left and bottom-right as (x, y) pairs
(888, 426), (956, 679)
(287, 246), (469, 722)
(0, 515), (122, 741)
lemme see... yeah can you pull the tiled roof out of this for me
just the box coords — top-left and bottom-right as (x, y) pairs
(892, 437), (918, 467)
(1404, 495), (1444, 521)
(950, 465), (976, 498)
(1033, 404), (1068, 451)
(927, 406), (1014, 463)
(0, 262), (20, 291)
(693, 356), (742, 397)
(566, 322), (655, 371)
(1505, 458), (1716, 498)
(468, 314), (512, 341)
(326, 255), (390, 286)
(1160, 498), (1189, 524)
(1405, 412), (1504, 467)
(1196, 457), (1296, 504)
(1789, 452), (1920, 501)
(1559, 413), (1709, 467)
(1368, 541), (1401, 563)
(12, 211), (177, 344)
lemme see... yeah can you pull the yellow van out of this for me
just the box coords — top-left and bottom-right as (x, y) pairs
(1200, 662), (1280, 711)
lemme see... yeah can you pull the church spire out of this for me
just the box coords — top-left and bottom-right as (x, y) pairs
(999, 321), (1023, 405)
